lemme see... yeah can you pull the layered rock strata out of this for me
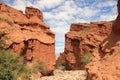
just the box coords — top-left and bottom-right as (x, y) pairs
(86, 0), (120, 79)
(0, 2), (55, 74)
(58, 0), (120, 80)
(58, 22), (112, 70)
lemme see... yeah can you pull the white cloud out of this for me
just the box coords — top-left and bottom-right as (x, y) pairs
(34, 0), (64, 9)
(44, 12), (54, 20)
(97, 1), (117, 8)
(79, 7), (99, 18)
(99, 15), (117, 21)
(12, 0), (26, 11)
(52, 26), (69, 35)
(56, 46), (64, 56)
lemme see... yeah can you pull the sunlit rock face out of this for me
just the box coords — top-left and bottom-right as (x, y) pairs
(86, 0), (120, 80)
(58, 22), (112, 70)
(0, 2), (55, 75)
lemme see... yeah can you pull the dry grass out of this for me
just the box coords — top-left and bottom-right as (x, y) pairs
(0, 17), (14, 26)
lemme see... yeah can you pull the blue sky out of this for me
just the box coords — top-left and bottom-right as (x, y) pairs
(2, 0), (118, 56)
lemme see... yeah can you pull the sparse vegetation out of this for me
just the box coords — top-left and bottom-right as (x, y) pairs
(0, 17), (14, 26)
(80, 27), (90, 36)
(82, 27), (90, 34)
(0, 32), (31, 80)
(0, 31), (10, 48)
(55, 61), (66, 70)
(0, 50), (32, 80)
(0, 31), (51, 79)
(0, 39), (5, 47)
(32, 61), (48, 75)
(81, 52), (92, 65)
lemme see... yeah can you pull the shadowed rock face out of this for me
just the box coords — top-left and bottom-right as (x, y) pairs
(0, 2), (55, 75)
(57, 22), (112, 70)
(112, 0), (120, 35)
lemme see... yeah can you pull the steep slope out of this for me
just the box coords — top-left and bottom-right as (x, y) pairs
(0, 2), (55, 75)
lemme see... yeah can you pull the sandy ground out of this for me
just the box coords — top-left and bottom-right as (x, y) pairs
(39, 69), (87, 80)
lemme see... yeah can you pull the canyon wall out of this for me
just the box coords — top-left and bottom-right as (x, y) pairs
(86, 0), (120, 79)
(58, 22), (112, 70)
(0, 2), (55, 74)
(58, 0), (120, 80)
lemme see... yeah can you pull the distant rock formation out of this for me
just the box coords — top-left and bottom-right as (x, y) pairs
(0, 2), (55, 75)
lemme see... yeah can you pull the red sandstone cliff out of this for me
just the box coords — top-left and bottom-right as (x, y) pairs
(86, 0), (120, 79)
(57, 22), (112, 70)
(0, 2), (55, 75)
(58, 0), (120, 80)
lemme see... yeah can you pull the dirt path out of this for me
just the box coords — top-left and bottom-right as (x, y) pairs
(39, 70), (87, 80)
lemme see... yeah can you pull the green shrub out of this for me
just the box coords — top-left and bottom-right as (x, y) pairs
(0, 39), (5, 46)
(0, 36), (31, 80)
(18, 67), (32, 80)
(0, 50), (31, 80)
(32, 61), (47, 75)
(0, 31), (32, 80)
(0, 31), (10, 48)
(81, 52), (92, 65)
(55, 61), (66, 70)
(0, 17), (14, 26)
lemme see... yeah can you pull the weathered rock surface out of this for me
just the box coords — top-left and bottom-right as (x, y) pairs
(56, 1), (120, 79)
(58, 22), (112, 70)
(86, 0), (120, 80)
(0, 2), (55, 75)
(58, 0), (120, 79)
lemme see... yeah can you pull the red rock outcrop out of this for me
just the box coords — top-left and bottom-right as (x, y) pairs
(58, 22), (112, 70)
(25, 6), (43, 21)
(0, 2), (55, 75)
(86, 0), (120, 80)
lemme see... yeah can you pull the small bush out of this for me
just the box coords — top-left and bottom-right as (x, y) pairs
(0, 50), (31, 80)
(55, 61), (66, 70)
(81, 52), (92, 65)
(19, 67), (32, 80)
(0, 39), (5, 46)
(0, 31), (10, 48)
(0, 17), (14, 26)
(0, 36), (31, 80)
(32, 61), (48, 75)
